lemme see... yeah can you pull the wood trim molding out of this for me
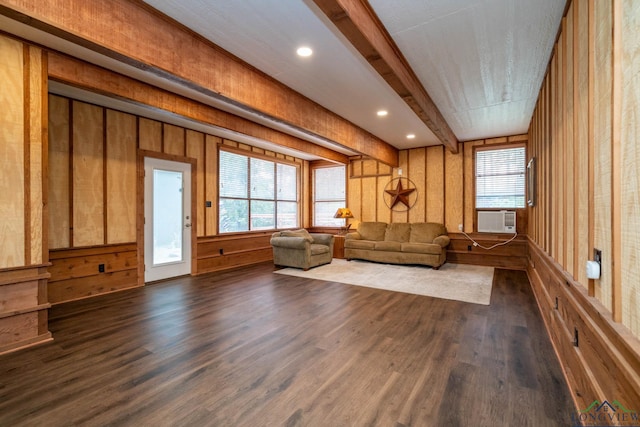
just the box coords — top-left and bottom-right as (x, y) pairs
(311, 0), (458, 153)
(527, 238), (640, 411)
(0, 0), (398, 166)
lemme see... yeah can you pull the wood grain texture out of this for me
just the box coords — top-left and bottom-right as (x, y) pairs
(563, 9), (575, 278)
(444, 148), (463, 233)
(186, 130), (205, 237)
(47, 52), (351, 165)
(48, 95), (71, 249)
(163, 124), (185, 156)
(408, 148), (426, 223)
(425, 146), (444, 223)
(620, 0), (640, 335)
(72, 101), (104, 247)
(0, 35), (25, 268)
(592, 0), (613, 309)
(0, 263), (572, 425)
(138, 117), (162, 152)
(528, 240), (640, 413)
(205, 135), (219, 235)
(106, 110), (136, 244)
(28, 45), (44, 265)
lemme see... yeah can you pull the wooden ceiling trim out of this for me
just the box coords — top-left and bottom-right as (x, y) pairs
(0, 0), (398, 166)
(312, 0), (459, 154)
(48, 52), (349, 164)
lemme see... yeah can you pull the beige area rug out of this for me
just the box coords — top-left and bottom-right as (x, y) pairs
(274, 259), (495, 305)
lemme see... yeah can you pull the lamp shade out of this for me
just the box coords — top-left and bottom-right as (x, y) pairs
(333, 208), (354, 219)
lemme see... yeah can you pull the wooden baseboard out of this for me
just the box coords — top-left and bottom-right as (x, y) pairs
(48, 243), (139, 304)
(447, 232), (527, 269)
(527, 239), (640, 411)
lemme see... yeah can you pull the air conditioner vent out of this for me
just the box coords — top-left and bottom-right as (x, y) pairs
(477, 211), (516, 233)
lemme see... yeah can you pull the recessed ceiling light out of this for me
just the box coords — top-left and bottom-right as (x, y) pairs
(296, 46), (313, 57)
(406, 134), (416, 139)
(377, 110), (388, 117)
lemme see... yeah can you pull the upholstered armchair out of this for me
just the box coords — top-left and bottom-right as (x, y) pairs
(270, 229), (334, 270)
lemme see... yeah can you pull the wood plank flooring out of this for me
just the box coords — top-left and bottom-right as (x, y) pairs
(0, 263), (573, 426)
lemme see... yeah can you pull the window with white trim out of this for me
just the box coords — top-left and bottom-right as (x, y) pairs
(313, 165), (346, 227)
(219, 149), (298, 233)
(475, 145), (526, 209)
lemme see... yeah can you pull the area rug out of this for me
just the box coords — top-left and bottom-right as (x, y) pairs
(274, 259), (494, 305)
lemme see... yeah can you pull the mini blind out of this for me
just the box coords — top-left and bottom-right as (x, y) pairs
(475, 146), (526, 209)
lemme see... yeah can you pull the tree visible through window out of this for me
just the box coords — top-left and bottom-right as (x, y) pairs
(313, 166), (346, 227)
(219, 150), (298, 233)
(475, 146), (526, 209)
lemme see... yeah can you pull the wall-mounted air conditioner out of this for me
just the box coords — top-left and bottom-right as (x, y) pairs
(477, 211), (516, 233)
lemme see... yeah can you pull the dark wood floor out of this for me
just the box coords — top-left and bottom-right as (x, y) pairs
(0, 262), (573, 426)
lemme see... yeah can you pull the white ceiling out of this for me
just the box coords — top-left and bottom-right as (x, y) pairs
(142, 0), (566, 146)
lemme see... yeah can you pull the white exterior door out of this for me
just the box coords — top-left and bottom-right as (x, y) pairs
(144, 157), (192, 282)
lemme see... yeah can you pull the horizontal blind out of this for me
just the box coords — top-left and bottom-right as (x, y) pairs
(476, 147), (525, 208)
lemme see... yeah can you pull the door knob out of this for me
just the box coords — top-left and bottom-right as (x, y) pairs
(185, 223), (192, 228)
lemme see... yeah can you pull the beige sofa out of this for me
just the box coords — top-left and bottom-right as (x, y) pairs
(345, 222), (450, 269)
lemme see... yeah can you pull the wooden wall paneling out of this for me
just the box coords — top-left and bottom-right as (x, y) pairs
(204, 135), (219, 236)
(551, 51), (559, 261)
(564, 10), (575, 278)
(391, 151), (408, 223)
(301, 160), (310, 229)
(361, 177), (377, 222)
(620, 0), (640, 335)
(408, 148), (426, 223)
(48, 54), (350, 165)
(362, 159), (378, 176)
(72, 101), (104, 247)
(444, 148), (463, 233)
(376, 175), (390, 224)
(349, 175), (362, 225)
(574, 0), (590, 287)
(587, 0), (596, 296)
(186, 130), (205, 237)
(595, 4), (611, 308)
(0, 35), (25, 268)
(485, 137), (507, 145)
(28, 45), (45, 265)
(425, 146), (444, 223)
(544, 76), (552, 252)
(611, 0), (623, 323)
(48, 95), (70, 249)
(463, 140), (483, 232)
(163, 124), (185, 156)
(556, 35), (566, 268)
(138, 118), (162, 152)
(106, 109), (136, 244)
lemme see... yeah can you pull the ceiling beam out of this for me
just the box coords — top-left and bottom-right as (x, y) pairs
(312, 0), (459, 153)
(0, 0), (399, 166)
(47, 52), (350, 164)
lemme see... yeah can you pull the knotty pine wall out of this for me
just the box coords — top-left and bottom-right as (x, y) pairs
(48, 94), (311, 304)
(527, 0), (640, 410)
(348, 135), (529, 269)
(0, 35), (52, 354)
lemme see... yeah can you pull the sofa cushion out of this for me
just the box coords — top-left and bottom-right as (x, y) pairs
(310, 244), (330, 255)
(401, 242), (443, 255)
(374, 241), (402, 251)
(410, 223), (447, 243)
(384, 223), (411, 242)
(280, 228), (313, 242)
(357, 222), (388, 241)
(345, 239), (375, 250)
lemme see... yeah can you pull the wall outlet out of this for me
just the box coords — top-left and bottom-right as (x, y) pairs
(458, 224), (463, 231)
(98, 263), (105, 273)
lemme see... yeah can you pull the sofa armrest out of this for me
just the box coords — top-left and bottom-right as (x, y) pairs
(270, 236), (310, 249)
(310, 233), (333, 246)
(345, 232), (361, 240)
(433, 235), (451, 248)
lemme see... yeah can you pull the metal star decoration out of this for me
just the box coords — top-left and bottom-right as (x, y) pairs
(385, 179), (416, 209)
